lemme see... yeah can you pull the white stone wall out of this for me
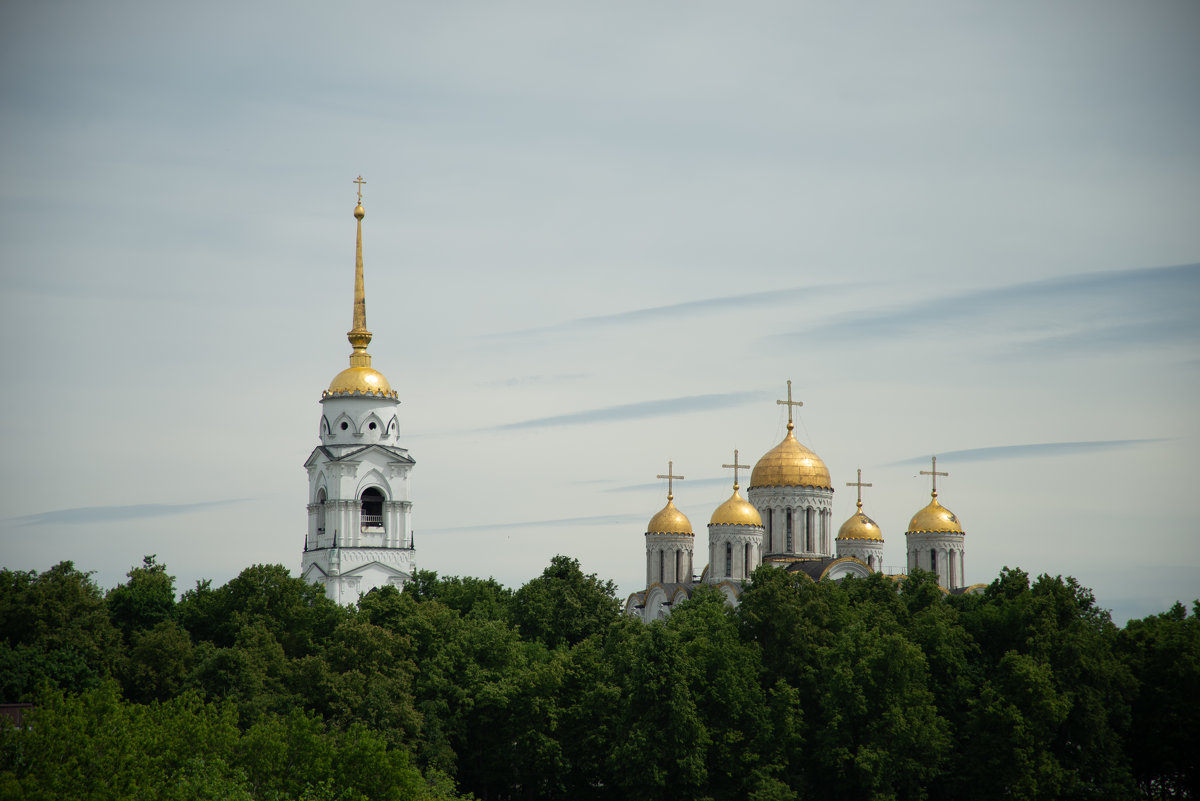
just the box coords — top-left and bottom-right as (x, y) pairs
(705, 523), (764, 582)
(835, 538), (885, 572)
(747, 485), (834, 559)
(645, 532), (694, 586)
(905, 532), (966, 589)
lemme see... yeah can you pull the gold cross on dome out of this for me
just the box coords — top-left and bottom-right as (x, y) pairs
(921, 456), (948, 495)
(846, 468), (872, 509)
(776, 379), (803, 429)
(722, 449), (750, 490)
(353, 175), (366, 203)
(656, 461), (685, 501)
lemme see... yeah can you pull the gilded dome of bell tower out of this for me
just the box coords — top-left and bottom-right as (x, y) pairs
(324, 177), (397, 400)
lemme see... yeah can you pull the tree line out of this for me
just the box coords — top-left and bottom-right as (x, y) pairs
(0, 554), (1196, 800)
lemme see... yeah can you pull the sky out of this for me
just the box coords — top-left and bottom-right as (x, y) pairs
(1, 1), (1198, 624)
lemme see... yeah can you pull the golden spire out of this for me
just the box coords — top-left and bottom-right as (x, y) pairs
(846, 468), (873, 512)
(776, 379), (803, 432)
(347, 175), (373, 368)
(722, 449), (750, 491)
(921, 456), (948, 498)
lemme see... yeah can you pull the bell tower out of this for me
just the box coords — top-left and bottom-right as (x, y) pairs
(300, 178), (416, 604)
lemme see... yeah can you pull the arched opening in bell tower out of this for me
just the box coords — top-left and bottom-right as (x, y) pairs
(360, 487), (385, 531)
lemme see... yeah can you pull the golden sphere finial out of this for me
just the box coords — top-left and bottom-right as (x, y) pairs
(354, 204), (365, 220)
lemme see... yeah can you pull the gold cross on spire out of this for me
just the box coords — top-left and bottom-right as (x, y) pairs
(720, 448), (748, 491)
(776, 379), (803, 431)
(722, 449), (750, 491)
(846, 468), (872, 511)
(353, 175), (366, 204)
(656, 461), (685, 501)
(921, 456), (948, 497)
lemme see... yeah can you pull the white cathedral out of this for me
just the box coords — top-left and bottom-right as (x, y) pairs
(297, 184), (983, 610)
(300, 187), (417, 604)
(625, 385), (984, 622)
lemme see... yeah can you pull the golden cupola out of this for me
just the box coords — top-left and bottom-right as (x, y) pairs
(647, 461), (693, 535)
(907, 456), (963, 533)
(838, 505), (883, 541)
(324, 180), (398, 400)
(907, 494), (963, 534)
(710, 449), (763, 527)
(647, 499), (694, 535)
(838, 468), (883, 541)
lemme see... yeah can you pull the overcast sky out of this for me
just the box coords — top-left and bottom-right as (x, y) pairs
(2, 1), (1197, 623)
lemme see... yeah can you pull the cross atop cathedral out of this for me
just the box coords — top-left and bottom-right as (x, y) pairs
(776, 379), (803, 431)
(656, 461), (684, 501)
(921, 456), (948, 497)
(846, 468), (872, 510)
(722, 449), (750, 490)
(353, 175), (366, 203)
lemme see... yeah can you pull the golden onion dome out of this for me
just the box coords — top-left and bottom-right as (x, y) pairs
(647, 499), (693, 536)
(709, 487), (763, 527)
(837, 506), (884, 542)
(907, 494), (964, 534)
(749, 429), (832, 490)
(326, 366), (394, 397)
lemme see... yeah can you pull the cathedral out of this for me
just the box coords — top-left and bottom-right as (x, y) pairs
(300, 183), (417, 603)
(296, 182), (981, 610)
(625, 384), (983, 622)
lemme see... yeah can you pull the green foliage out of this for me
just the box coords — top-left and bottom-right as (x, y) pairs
(0, 562), (120, 700)
(107, 555), (176, 635)
(3, 553), (1195, 801)
(511, 555), (620, 649)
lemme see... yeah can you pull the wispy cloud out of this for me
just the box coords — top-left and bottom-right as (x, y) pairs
(493, 391), (767, 430)
(890, 439), (1163, 466)
(491, 283), (852, 338)
(780, 263), (1200, 352)
(605, 476), (732, 493)
(10, 499), (249, 527)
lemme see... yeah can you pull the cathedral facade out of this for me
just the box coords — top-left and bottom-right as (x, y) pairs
(300, 185), (417, 604)
(625, 386), (980, 622)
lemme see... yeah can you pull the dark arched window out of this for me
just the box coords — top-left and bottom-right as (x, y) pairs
(785, 508), (793, 552)
(725, 543), (732, 577)
(675, 550), (681, 583)
(360, 488), (384, 530)
(930, 549), (937, 572)
(316, 489), (327, 535)
(659, 550), (665, 583)
(744, 543), (751, 578)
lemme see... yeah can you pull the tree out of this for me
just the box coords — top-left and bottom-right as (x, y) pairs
(511, 556), (620, 650)
(0, 562), (120, 700)
(106, 555), (176, 635)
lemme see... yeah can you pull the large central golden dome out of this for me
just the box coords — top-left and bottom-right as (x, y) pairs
(749, 430), (833, 490)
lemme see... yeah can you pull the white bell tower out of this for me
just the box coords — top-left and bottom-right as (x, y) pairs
(301, 178), (416, 604)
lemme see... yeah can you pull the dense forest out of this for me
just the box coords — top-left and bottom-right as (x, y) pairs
(0, 555), (1196, 801)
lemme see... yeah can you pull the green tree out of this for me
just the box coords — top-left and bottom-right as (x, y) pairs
(106, 555), (176, 635)
(1119, 600), (1200, 799)
(0, 562), (120, 700)
(511, 556), (620, 650)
